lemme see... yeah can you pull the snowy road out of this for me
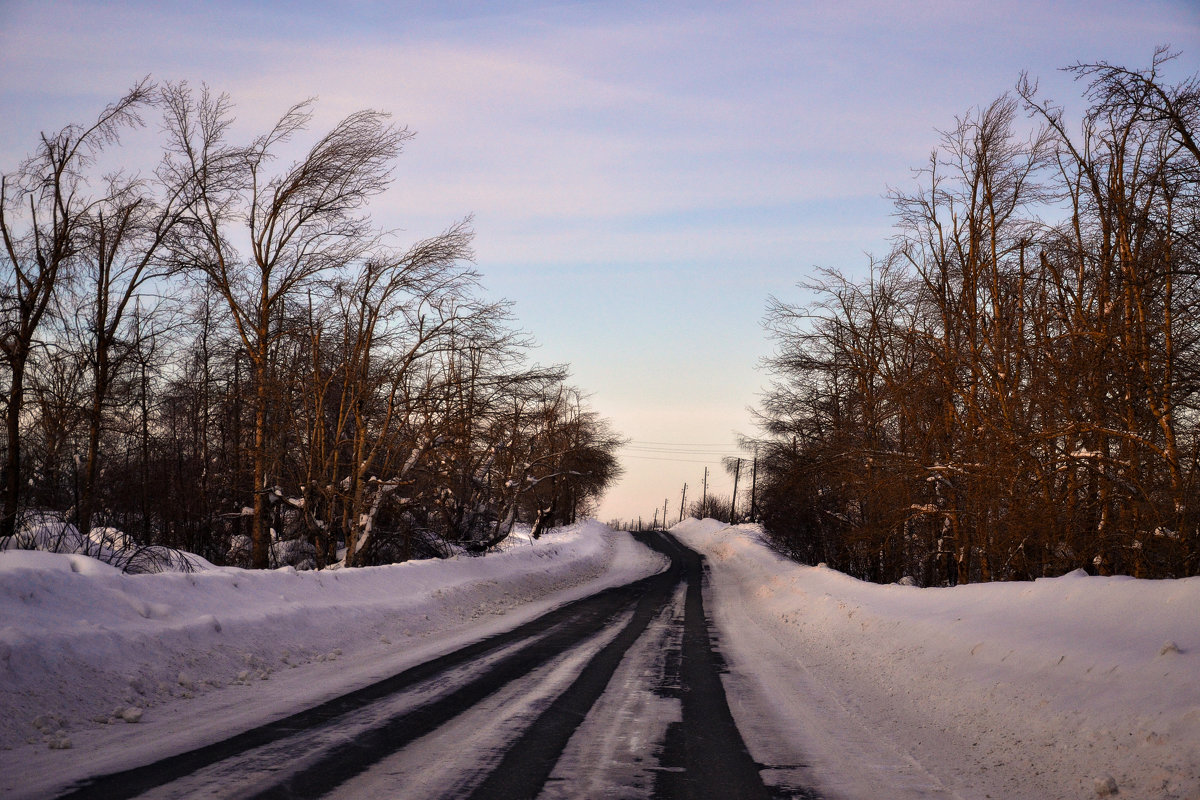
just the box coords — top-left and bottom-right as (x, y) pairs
(53, 532), (809, 800)
(8, 521), (1198, 798)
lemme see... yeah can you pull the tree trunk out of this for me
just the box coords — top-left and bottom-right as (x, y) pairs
(251, 366), (270, 569)
(1, 354), (25, 541)
(78, 351), (109, 537)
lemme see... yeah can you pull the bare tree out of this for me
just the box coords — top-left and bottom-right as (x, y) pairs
(0, 79), (153, 541)
(317, 222), (485, 566)
(1021, 50), (1200, 575)
(758, 54), (1200, 583)
(2, 79), (628, 570)
(163, 83), (409, 567)
(69, 149), (199, 535)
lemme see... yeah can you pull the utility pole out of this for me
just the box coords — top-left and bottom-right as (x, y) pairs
(651, 508), (658, 529)
(662, 498), (669, 531)
(750, 448), (758, 522)
(730, 458), (742, 523)
(701, 466), (708, 515)
(679, 483), (688, 524)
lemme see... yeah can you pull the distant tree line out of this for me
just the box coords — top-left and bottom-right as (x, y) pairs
(757, 49), (1200, 583)
(1, 80), (621, 568)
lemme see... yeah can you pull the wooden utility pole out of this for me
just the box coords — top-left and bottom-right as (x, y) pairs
(750, 449), (758, 522)
(701, 466), (708, 514)
(679, 483), (688, 524)
(662, 499), (669, 530)
(730, 458), (742, 523)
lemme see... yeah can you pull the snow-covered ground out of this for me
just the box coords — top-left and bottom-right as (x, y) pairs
(3, 517), (1197, 799)
(0, 521), (666, 798)
(672, 518), (1200, 800)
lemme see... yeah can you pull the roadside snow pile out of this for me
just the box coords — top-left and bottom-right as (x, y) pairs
(0, 521), (664, 755)
(674, 518), (1200, 800)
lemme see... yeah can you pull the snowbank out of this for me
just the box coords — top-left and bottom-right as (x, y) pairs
(0, 521), (665, 765)
(673, 518), (1200, 799)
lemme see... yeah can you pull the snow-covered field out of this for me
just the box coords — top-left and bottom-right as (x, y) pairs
(0, 521), (666, 798)
(673, 518), (1200, 800)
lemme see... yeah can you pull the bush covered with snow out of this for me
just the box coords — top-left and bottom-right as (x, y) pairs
(1, 512), (210, 574)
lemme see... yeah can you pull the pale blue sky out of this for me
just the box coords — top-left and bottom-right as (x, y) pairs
(3, 1), (1198, 523)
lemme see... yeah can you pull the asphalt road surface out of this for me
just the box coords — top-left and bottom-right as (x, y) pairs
(57, 531), (820, 799)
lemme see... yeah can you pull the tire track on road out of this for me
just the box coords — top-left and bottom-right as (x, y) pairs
(60, 532), (806, 799)
(58, 568), (665, 800)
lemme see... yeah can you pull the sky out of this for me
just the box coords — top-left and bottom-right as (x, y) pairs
(2, 1), (1198, 525)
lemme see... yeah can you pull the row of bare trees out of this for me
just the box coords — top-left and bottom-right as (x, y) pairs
(1, 80), (621, 568)
(757, 49), (1200, 583)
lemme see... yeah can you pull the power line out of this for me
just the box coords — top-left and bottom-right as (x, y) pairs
(618, 439), (749, 465)
(627, 439), (735, 447)
(622, 454), (735, 464)
(623, 446), (732, 456)
(622, 443), (743, 455)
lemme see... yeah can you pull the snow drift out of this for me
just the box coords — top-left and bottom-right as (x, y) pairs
(673, 518), (1200, 799)
(0, 521), (664, 768)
